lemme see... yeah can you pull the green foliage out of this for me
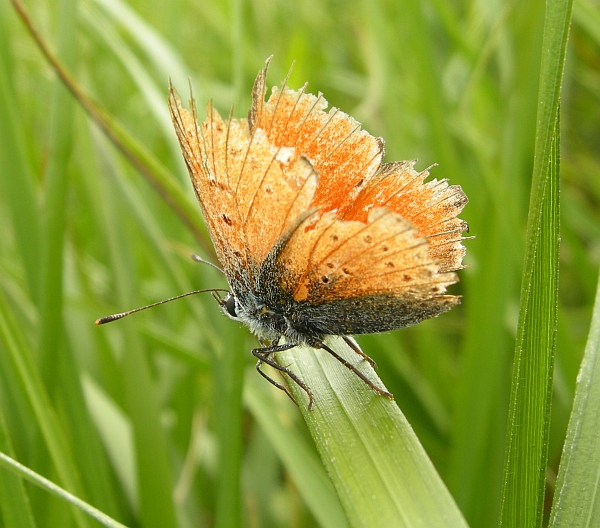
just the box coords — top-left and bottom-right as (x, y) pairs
(549, 270), (600, 527)
(500, 0), (571, 525)
(0, 0), (598, 527)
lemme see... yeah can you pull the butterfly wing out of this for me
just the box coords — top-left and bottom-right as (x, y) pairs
(247, 60), (468, 333)
(249, 60), (384, 213)
(271, 206), (459, 334)
(249, 60), (467, 268)
(170, 60), (468, 335)
(343, 161), (468, 273)
(168, 86), (318, 285)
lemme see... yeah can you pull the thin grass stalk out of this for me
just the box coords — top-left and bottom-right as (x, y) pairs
(9, 0), (211, 253)
(0, 451), (127, 528)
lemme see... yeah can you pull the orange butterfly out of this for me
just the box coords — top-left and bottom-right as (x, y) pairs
(165, 58), (468, 409)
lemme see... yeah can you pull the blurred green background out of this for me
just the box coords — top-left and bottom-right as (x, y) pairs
(0, 0), (598, 527)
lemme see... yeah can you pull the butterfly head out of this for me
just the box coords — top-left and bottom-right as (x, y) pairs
(219, 291), (292, 342)
(222, 293), (238, 319)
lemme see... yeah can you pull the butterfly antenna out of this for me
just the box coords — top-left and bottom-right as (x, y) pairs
(190, 253), (226, 276)
(95, 288), (229, 325)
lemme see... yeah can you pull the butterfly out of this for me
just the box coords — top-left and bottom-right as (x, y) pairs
(160, 58), (469, 410)
(95, 58), (468, 409)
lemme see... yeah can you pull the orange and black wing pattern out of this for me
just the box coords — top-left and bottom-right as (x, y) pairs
(170, 58), (468, 333)
(248, 60), (469, 332)
(168, 83), (318, 286)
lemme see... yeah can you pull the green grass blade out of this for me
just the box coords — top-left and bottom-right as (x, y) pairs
(276, 338), (468, 528)
(97, 157), (178, 528)
(448, 220), (512, 523)
(245, 373), (349, 528)
(549, 268), (600, 527)
(80, 376), (137, 511)
(212, 6), (245, 528)
(499, 0), (573, 526)
(573, 0), (600, 44)
(0, 451), (127, 528)
(37, 0), (76, 388)
(213, 327), (246, 528)
(449, 4), (547, 524)
(89, 0), (194, 94)
(0, 7), (41, 299)
(34, 3), (123, 519)
(119, 336), (178, 528)
(81, 5), (175, 141)
(230, 0), (243, 110)
(401, 0), (461, 181)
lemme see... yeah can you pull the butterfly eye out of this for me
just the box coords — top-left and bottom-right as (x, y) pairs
(224, 294), (238, 318)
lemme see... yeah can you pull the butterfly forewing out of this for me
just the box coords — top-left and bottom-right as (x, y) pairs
(249, 64), (384, 214)
(234, 130), (318, 262)
(169, 93), (249, 276)
(245, 63), (467, 329)
(169, 87), (318, 277)
(249, 63), (468, 279)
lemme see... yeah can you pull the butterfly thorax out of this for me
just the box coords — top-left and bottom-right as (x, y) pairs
(221, 289), (324, 347)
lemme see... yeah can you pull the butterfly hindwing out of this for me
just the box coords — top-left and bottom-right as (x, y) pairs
(273, 206), (460, 332)
(344, 161), (469, 272)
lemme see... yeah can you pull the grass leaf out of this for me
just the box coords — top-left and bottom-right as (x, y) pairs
(0, 409), (37, 528)
(0, 289), (90, 528)
(277, 338), (468, 528)
(244, 373), (349, 528)
(499, 0), (573, 525)
(549, 268), (600, 527)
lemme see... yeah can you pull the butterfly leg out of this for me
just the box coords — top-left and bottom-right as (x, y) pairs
(253, 337), (279, 385)
(342, 336), (378, 369)
(252, 342), (315, 411)
(316, 340), (394, 401)
(253, 344), (296, 405)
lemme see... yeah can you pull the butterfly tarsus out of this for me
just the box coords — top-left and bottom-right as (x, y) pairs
(254, 358), (298, 408)
(317, 340), (394, 401)
(342, 336), (378, 369)
(252, 337), (391, 410)
(251, 342), (315, 411)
